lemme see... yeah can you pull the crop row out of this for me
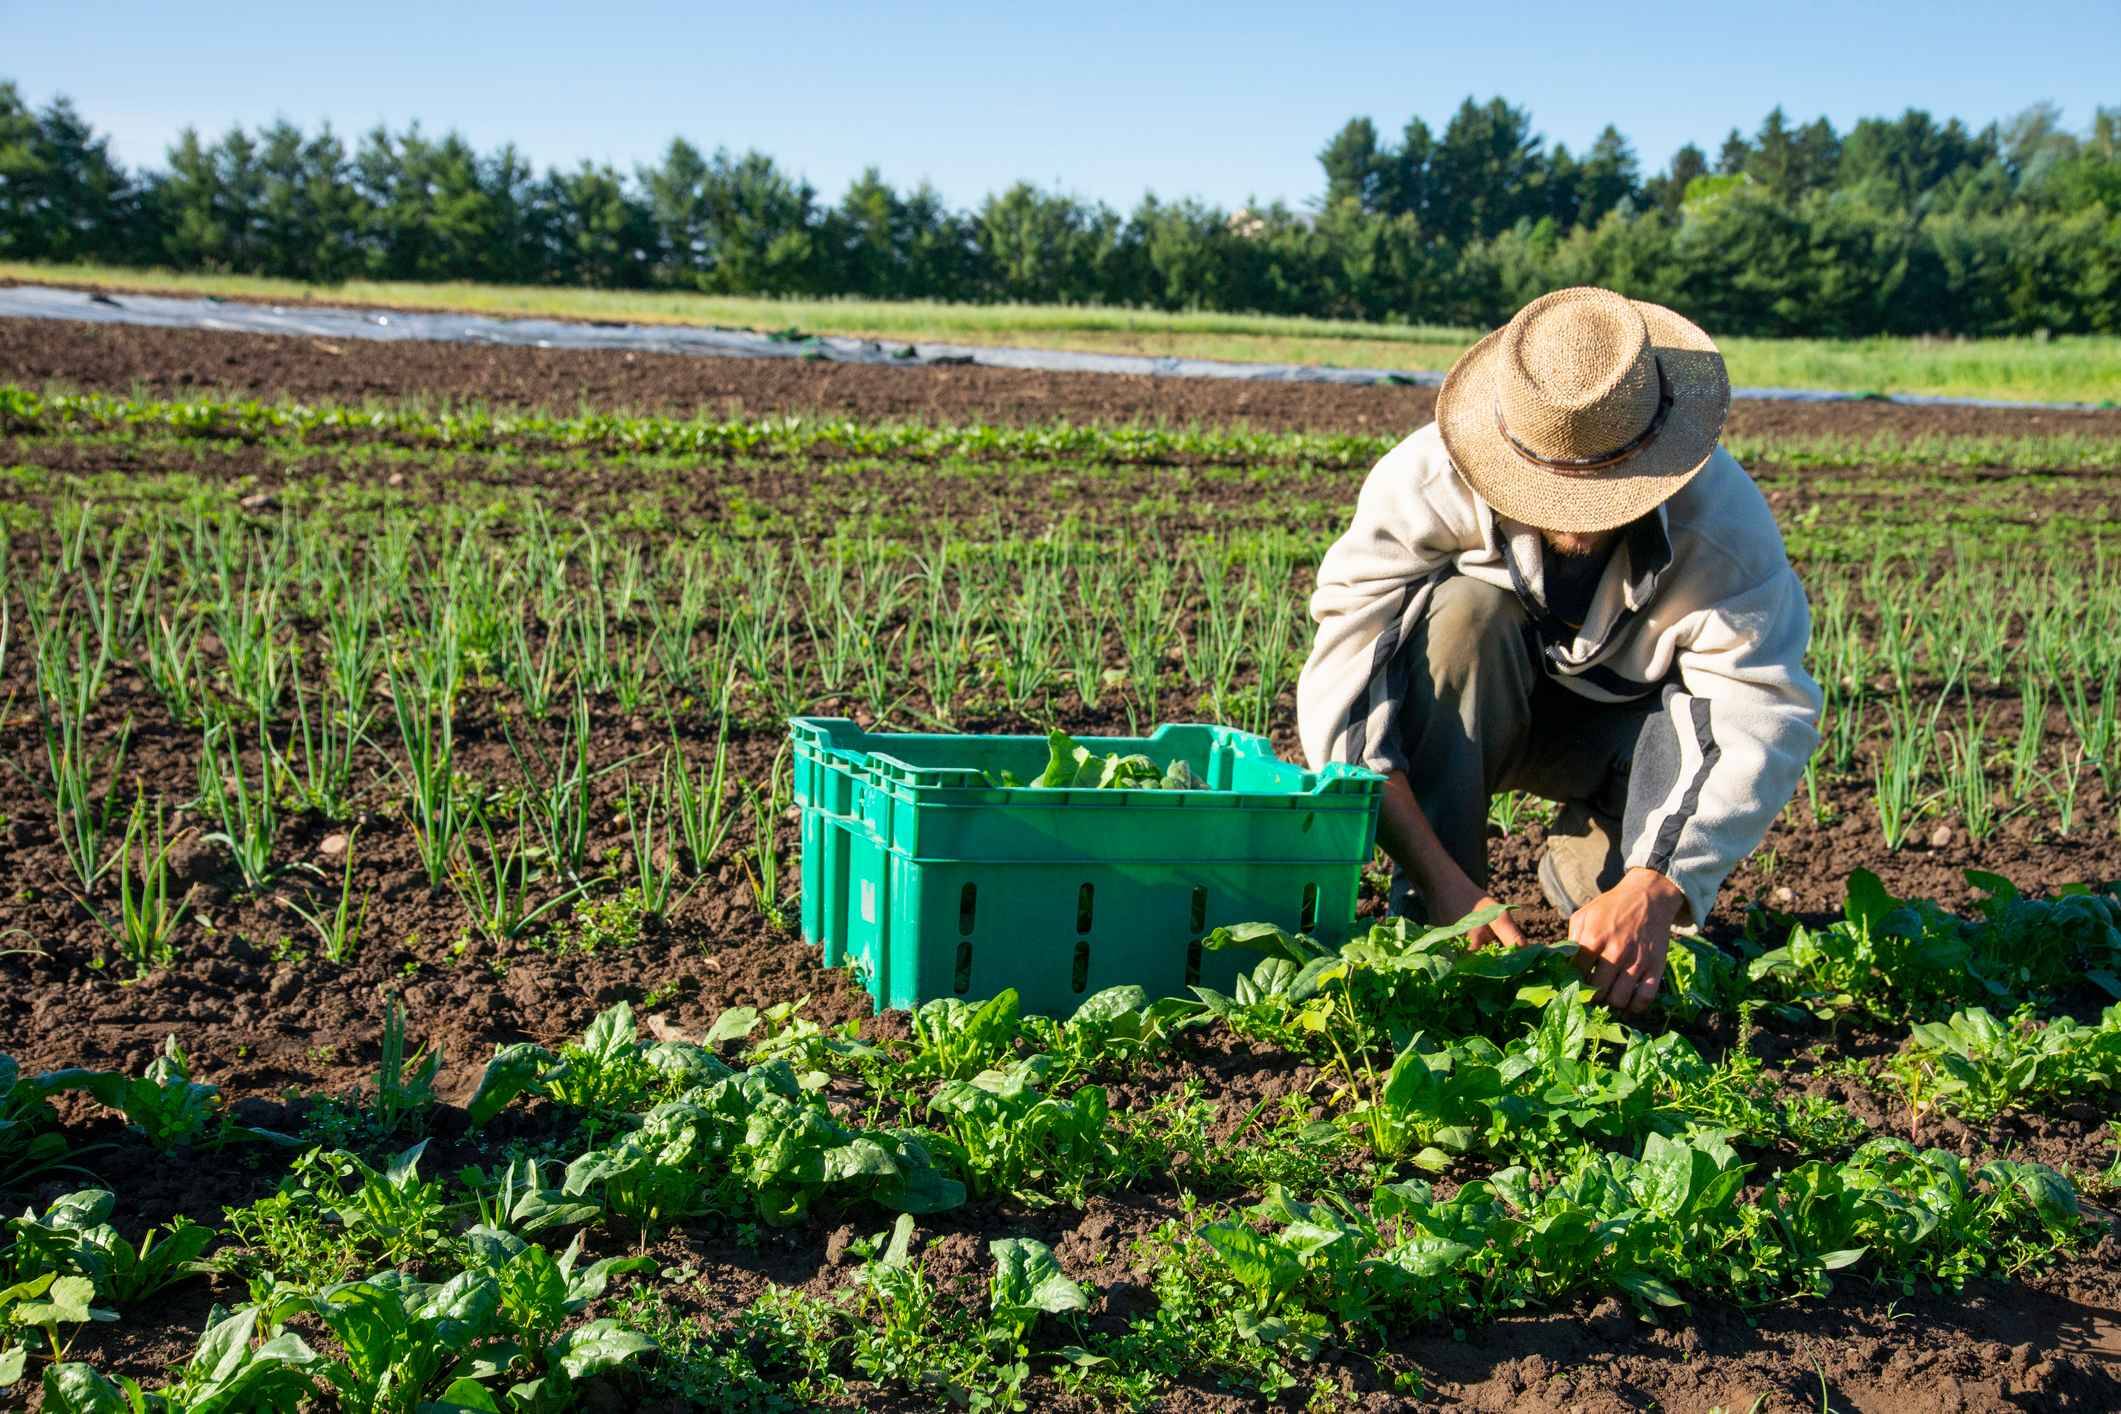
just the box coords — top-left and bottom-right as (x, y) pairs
(7, 385), (2121, 474)
(8, 504), (2117, 959)
(6, 870), (2116, 1406)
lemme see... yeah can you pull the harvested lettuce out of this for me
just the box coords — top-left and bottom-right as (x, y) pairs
(990, 730), (1205, 790)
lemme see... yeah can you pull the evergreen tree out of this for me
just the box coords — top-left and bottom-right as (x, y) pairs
(1645, 143), (1708, 214)
(642, 137), (713, 283)
(0, 84), (133, 260)
(545, 161), (652, 287)
(1426, 97), (1545, 244)
(5, 76), (2121, 336)
(1577, 126), (1641, 224)
(1318, 117), (1386, 211)
(695, 149), (824, 295)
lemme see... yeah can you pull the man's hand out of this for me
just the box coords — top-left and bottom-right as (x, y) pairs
(1568, 868), (1686, 1014)
(1423, 863), (1527, 951)
(1373, 770), (1526, 949)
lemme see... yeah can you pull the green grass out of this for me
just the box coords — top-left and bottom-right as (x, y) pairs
(8, 261), (2121, 405)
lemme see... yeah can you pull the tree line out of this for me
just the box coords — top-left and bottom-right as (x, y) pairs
(3, 80), (2118, 336)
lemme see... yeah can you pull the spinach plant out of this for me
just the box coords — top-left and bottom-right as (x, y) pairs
(3, 1190), (212, 1305)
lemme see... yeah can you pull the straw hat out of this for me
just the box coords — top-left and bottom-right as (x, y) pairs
(1436, 286), (1731, 533)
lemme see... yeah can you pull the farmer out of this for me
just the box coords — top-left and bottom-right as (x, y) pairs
(1297, 286), (1820, 1015)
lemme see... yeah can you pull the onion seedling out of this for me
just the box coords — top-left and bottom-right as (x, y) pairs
(449, 808), (587, 943)
(667, 714), (734, 874)
(1873, 697), (1940, 850)
(196, 711), (278, 889)
(83, 797), (189, 975)
(387, 652), (466, 890)
(740, 749), (791, 931)
(284, 832), (369, 965)
(2010, 678), (2047, 800)
(1944, 711), (1997, 845)
(621, 771), (691, 921)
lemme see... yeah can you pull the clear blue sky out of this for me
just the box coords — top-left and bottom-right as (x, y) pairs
(6, 0), (2115, 210)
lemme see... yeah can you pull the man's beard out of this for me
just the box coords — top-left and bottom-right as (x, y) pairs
(1541, 529), (1613, 559)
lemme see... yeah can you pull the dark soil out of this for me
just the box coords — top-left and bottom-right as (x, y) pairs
(8, 313), (2121, 441)
(2, 319), (2119, 1412)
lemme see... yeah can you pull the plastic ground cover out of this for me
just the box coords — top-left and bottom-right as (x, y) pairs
(0, 284), (2100, 411)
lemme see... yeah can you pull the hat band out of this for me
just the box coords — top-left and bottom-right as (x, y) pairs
(1493, 356), (1675, 477)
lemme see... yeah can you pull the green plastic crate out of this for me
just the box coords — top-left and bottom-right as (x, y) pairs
(790, 717), (1383, 1016)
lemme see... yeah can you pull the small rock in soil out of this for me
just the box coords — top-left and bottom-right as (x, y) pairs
(1930, 824), (1954, 848)
(318, 833), (349, 859)
(237, 491), (278, 512)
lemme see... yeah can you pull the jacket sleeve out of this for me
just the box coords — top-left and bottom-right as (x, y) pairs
(1620, 564), (1822, 925)
(1296, 432), (1474, 772)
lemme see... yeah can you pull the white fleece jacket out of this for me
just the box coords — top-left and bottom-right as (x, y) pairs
(1295, 422), (1822, 924)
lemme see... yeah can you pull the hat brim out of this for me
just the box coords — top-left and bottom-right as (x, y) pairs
(1435, 299), (1731, 534)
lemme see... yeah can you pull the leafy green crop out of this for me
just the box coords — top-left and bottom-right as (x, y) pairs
(1180, 1131), (2083, 1360)
(1766, 1140), (2083, 1292)
(38, 1235), (657, 1414)
(902, 989), (1024, 1081)
(831, 1214), (1096, 1409)
(458, 1159), (601, 1239)
(1019, 985), (1201, 1086)
(1192, 912), (1573, 1052)
(3, 1190), (212, 1306)
(989, 731), (1205, 790)
(1342, 985), (1861, 1170)
(1892, 1004), (2121, 1124)
(705, 996), (877, 1090)
(1, 1054), (84, 1190)
(3, 1272), (113, 1394)
(926, 1056), (1123, 1205)
(36, 1038), (293, 1154)
(223, 1142), (453, 1284)
(560, 1061), (962, 1229)
(465, 1001), (731, 1129)
(39, 1303), (313, 1412)
(1750, 870), (2121, 1023)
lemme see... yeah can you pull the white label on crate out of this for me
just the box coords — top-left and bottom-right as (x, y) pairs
(860, 879), (876, 925)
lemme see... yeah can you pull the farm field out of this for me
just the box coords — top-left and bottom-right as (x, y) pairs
(8, 263), (2121, 406)
(1, 316), (2120, 1411)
